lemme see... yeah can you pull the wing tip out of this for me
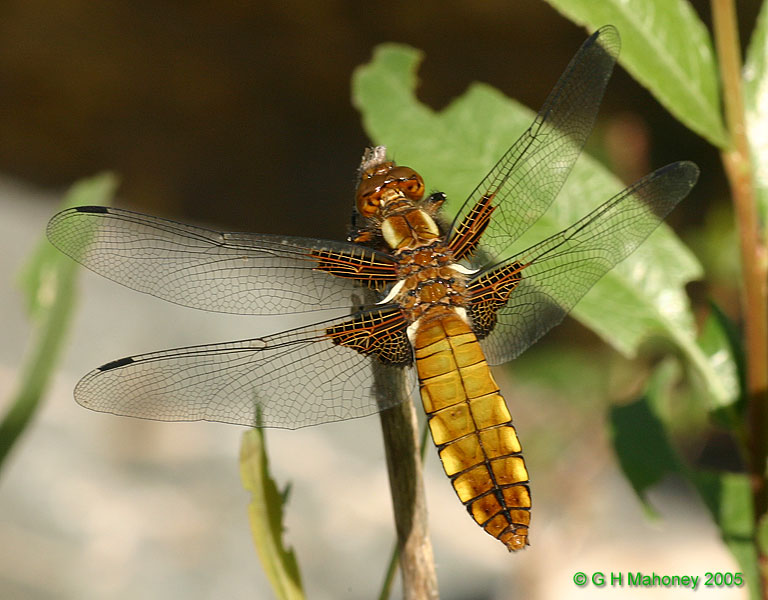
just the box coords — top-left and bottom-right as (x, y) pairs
(591, 25), (621, 56)
(47, 205), (110, 241)
(658, 161), (701, 189)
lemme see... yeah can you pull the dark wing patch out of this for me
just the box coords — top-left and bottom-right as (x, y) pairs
(311, 248), (398, 289)
(447, 192), (497, 261)
(466, 261), (524, 338)
(326, 306), (412, 365)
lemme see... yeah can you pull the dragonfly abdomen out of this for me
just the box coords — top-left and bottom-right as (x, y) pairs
(413, 310), (531, 551)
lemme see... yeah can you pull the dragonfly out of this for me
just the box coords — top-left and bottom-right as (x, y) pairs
(47, 26), (698, 552)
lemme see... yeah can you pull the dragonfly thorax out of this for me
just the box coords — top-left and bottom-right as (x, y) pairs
(381, 208), (441, 252)
(391, 244), (469, 323)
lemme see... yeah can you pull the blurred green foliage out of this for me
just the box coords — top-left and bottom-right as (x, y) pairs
(0, 173), (116, 471)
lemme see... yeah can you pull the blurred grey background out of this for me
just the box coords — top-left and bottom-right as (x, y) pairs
(0, 1), (758, 599)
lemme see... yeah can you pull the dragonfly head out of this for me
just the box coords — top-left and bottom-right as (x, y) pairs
(355, 155), (425, 219)
(353, 146), (440, 252)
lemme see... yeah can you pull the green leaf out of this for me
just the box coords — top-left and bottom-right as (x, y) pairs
(542, 0), (726, 147)
(611, 363), (759, 598)
(745, 0), (768, 228)
(0, 173), (118, 471)
(240, 428), (304, 600)
(690, 471), (760, 600)
(353, 45), (734, 406)
(696, 303), (742, 416)
(608, 361), (683, 517)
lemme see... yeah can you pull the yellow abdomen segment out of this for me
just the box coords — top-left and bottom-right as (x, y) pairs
(414, 311), (531, 551)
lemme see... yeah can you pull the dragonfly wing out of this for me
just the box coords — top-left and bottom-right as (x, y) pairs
(473, 161), (700, 365)
(47, 206), (398, 315)
(447, 26), (620, 265)
(74, 311), (415, 429)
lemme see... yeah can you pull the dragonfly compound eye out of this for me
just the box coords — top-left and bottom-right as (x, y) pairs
(388, 166), (425, 200)
(355, 178), (384, 217)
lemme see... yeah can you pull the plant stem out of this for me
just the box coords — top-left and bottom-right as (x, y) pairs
(377, 546), (399, 600)
(374, 361), (439, 600)
(711, 0), (768, 591)
(378, 418), (433, 600)
(0, 256), (77, 472)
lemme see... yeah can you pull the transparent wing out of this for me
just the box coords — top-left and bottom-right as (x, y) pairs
(448, 25), (620, 265)
(47, 206), (398, 315)
(74, 312), (415, 429)
(474, 161), (700, 365)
